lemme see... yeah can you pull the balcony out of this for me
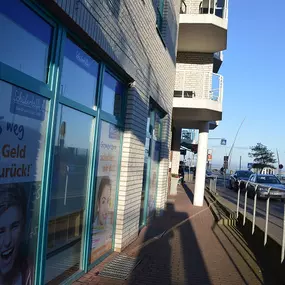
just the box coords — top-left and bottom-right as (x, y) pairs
(178, 0), (228, 53)
(172, 70), (223, 128)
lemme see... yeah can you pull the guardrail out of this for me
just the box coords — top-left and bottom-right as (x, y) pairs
(236, 180), (285, 263)
(174, 71), (223, 103)
(205, 176), (218, 195)
(180, 0), (229, 20)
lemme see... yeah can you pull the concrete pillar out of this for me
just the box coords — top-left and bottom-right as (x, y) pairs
(194, 122), (209, 207)
(171, 127), (181, 175)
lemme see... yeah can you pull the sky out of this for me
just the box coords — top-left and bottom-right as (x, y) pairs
(208, 0), (285, 170)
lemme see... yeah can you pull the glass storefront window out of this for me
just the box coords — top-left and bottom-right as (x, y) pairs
(140, 117), (151, 226)
(45, 106), (93, 284)
(90, 121), (121, 263)
(0, 0), (52, 82)
(0, 80), (49, 284)
(60, 39), (99, 108)
(147, 112), (161, 217)
(101, 72), (124, 118)
(147, 139), (161, 217)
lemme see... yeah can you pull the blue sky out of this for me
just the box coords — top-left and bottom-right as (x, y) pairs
(209, 0), (285, 169)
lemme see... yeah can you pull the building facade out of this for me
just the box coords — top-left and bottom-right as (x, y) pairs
(171, 0), (229, 206)
(0, 0), (179, 284)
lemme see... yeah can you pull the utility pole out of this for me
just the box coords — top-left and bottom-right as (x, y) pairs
(228, 117), (246, 169)
(277, 149), (281, 177)
(239, 156), (242, 170)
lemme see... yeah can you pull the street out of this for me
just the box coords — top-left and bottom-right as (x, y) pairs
(215, 178), (285, 245)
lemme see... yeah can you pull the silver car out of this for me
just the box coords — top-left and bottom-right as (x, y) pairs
(247, 174), (285, 199)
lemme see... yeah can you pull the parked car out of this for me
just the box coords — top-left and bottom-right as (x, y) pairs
(246, 174), (285, 199)
(229, 170), (253, 190)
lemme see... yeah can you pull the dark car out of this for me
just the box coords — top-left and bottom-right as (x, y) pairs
(247, 174), (285, 199)
(229, 170), (253, 190)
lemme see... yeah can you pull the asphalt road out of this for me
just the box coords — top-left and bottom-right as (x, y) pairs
(215, 178), (285, 245)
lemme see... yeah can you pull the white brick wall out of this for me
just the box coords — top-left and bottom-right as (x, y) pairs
(156, 114), (172, 212)
(42, 0), (180, 251)
(183, 0), (215, 14)
(184, 0), (201, 14)
(176, 52), (213, 99)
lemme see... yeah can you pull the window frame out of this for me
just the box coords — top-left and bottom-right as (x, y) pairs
(0, 1), (128, 284)
(156, 0), (165, 32)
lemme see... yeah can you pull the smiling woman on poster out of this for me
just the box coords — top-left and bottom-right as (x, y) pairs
(94, 176), (111, 227)
(91, 176), (113, 262)
(0, 185), (32, 285)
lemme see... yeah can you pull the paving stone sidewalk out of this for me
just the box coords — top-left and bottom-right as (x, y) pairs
(74, 183), (264, 285)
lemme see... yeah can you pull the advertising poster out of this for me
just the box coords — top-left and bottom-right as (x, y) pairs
(0, 81), (48, 284)
(90, 121), (121, 263)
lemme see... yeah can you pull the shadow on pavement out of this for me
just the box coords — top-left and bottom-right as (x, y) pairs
(128, 197), (211, 284)
(182, 183), (194, 204)
(236, 216), (285, 284)
(210, 190), (285, 284)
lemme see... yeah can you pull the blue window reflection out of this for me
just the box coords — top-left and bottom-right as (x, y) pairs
(0, 0), (52, 82)
(101, 72), (124, 118)
(60, 39), (99, 108)
(46, 105), (93, 283)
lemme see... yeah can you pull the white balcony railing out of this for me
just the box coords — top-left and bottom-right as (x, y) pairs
(180, 0), (229, 20)
(174, 70), (224, 103)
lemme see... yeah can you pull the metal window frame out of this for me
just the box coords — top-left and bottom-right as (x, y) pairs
(140, 108), (163, 226)
(0, 1), (128, 284)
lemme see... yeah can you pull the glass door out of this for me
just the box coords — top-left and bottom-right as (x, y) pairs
(139, 116), (151, 227)
(140, 109), (162, 226)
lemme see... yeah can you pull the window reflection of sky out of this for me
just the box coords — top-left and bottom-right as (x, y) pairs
(56, 105), (94, 150)
(61, 39), (98, 108)
(0, 14), (50, 82)
(0, 0), (52, 82)
(101, 72), (123, 117)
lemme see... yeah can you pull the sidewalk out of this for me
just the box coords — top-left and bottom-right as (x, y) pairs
(75, 183), (264, 285)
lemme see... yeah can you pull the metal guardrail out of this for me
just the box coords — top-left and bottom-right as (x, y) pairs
(180, 0), (229, 20)
(236, 180), (285, 263)
(205, 176), (218, 195)
(174, 71), (224, 103)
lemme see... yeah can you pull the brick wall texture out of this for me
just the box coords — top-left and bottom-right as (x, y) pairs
(175, 52), (213, 99)
(46, 0), (180, 251)
(183, 0), (215, 14)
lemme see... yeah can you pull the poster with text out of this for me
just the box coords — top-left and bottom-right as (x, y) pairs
(90, 121), (121, 263)
(0, 81), (48, 284)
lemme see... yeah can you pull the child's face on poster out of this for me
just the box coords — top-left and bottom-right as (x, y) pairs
(0, 205), (23, 276)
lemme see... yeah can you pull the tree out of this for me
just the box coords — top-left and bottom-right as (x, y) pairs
(248, 143), (276, 173)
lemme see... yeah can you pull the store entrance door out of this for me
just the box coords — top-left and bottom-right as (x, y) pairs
(139, 109), (162, 227)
